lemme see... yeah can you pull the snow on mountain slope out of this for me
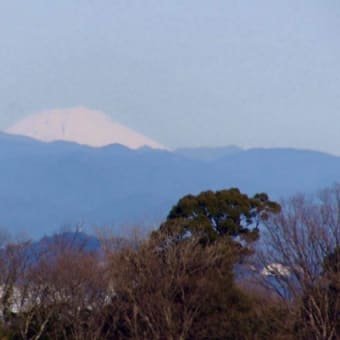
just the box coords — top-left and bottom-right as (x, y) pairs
(6, 107), (166, 149)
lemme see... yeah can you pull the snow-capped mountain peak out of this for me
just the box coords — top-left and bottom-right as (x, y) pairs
(5, 107), (166, 149)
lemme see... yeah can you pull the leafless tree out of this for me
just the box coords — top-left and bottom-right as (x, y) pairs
(252, 185), (340, 339)
(106, 230), (249, 340)
(0, 239), (31, 324)
(14, 232), (110, 340)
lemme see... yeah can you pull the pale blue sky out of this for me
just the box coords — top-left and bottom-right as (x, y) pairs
(1, 0), (340, 153)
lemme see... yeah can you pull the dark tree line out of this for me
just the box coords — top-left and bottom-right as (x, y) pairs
(0, 187), (338, 339)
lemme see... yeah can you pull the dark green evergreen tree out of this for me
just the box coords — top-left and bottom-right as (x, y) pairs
(159, 188), (280, 248)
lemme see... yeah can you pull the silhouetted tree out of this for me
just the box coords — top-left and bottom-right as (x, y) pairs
(158, 188), (280, 255)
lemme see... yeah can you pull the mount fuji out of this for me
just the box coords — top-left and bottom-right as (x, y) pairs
(6, 107), (166, 150)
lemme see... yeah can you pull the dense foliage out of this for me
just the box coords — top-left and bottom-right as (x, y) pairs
(159, 188), (280, 246)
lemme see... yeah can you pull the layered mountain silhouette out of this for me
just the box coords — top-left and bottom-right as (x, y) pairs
(1, 129), (340, 239)
(174, 146), (243, 161)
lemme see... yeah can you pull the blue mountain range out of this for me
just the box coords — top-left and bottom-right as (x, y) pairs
(1, 132), (339, 239)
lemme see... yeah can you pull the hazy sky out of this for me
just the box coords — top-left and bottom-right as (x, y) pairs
(1, 0), (340, 153)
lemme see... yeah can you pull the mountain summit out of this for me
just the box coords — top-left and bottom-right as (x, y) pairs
(6, 107), (165, 149)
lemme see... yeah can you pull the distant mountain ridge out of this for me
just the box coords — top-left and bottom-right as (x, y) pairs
(175, 145), (243, 161)
(1, 134), (340, 239)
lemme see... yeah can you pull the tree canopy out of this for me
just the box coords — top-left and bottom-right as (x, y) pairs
(159, 188), (281, 246)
